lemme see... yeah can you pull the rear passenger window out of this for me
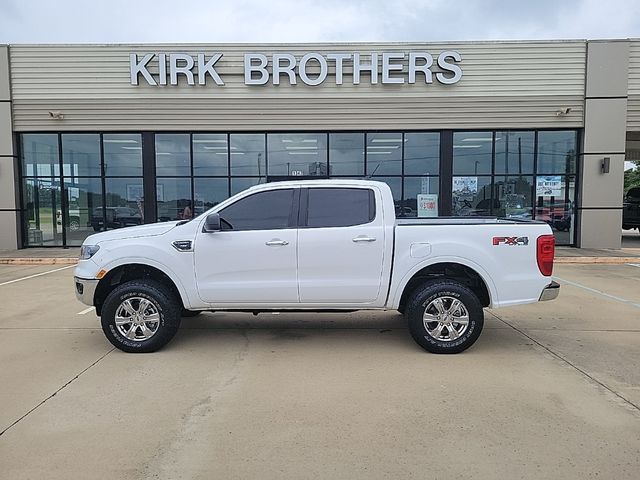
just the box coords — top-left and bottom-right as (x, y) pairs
(220, 189), (294, 231)
(306, 188), (375, 228)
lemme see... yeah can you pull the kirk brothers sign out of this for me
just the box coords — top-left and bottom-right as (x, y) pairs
(129, 51), (462, 87)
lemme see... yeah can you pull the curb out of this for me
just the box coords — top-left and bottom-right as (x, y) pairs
(0, 258), (78, 266)
(555, 257), (640, 264)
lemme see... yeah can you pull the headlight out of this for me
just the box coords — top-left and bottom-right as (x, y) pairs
(79, 245), (100, 260)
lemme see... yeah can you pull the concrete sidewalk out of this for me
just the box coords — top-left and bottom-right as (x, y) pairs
(2, 245), (640, 265)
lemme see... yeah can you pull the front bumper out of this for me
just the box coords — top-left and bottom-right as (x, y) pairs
(74, 276), (99, 306)
(539, 281), (560, 301)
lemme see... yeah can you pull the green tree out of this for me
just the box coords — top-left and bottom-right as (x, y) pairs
(624, 160), (640, 194)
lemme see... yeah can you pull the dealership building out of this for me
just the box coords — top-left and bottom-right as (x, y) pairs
(0, 39), (639, 249)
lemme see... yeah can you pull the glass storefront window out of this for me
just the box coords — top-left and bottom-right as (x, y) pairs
(156, 134), (190, 176)
(537, 131), (577, 174)
(103, 134), (143, 176)
(404, 133), (440, 176)
(22, 178), (63, 246)
(535, 175), (575, 245)
(493, 176), (534, 220)
(21, 134), (59, 177)
(63, 177), (103, 246)
(231, 177), (266, 195)
(268, 133), (327, 177)
(157, 178), (192, 221)
(494, 131), (534, 175)
(329, 133), (364, 175)
(453, 132), (492, 175)
(193, 134), (228, 176)
(193, 178), (229, 216)
(230, 134), (266, 176)
(366, 133), (402, 175)
(403, 177), (440, 217)
(61, 134), (101, 177)
(452, 176), (494, 216)
(104, 178), (145, 229)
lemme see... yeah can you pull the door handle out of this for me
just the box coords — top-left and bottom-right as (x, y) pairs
(265, 239), (289, 246)
(352, 236), (376, 243)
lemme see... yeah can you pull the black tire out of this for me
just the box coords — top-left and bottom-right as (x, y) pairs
(181, 309), (202, 318)
(405, 280), (484, 354)
(101, 280), (182, 353)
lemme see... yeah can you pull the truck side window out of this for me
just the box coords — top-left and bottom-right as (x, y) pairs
(306, 188), (375, 228)
(219, 189), (294, 231)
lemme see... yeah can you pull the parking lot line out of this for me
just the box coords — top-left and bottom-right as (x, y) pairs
(554, 275), (640, 309)
(77, 307), (95, 315)
(0, 265), (75, 287)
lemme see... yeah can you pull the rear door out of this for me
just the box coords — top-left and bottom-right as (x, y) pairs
(297, 187), (386, 305)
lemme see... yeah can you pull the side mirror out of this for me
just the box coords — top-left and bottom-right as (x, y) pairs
(203, 213), (221, 232)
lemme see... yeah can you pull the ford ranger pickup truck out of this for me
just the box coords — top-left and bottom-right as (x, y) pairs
(74, 180), (559, 354)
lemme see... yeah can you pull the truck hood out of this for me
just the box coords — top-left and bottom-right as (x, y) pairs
(84, 221), (180, 245)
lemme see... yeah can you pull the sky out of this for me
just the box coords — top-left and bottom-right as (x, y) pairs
(1, 0), (640, 44)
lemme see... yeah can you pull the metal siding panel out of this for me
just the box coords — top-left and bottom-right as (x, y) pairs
(9, 42), (587, 131)
(628, 40), (640, 130)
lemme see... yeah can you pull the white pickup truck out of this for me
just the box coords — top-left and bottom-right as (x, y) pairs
(74, 180), (559, 354)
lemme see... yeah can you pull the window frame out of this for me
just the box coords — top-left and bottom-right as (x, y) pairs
(217, 187), (299, 232)
(299, 187), (377, 229)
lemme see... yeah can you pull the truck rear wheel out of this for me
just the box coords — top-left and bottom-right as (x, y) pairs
(101, 280), (182, 353)
(405, 280), (484, 354)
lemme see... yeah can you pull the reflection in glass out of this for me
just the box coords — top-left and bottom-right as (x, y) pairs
(494, 131), (534, 175)
(63, 177), (103, 246)
(104, 178), (145, 230)
(366, 133), (402, 175)
(537, 131), (577, 174)
(452, 176), (493, 216)
(21, 134), (59, 178)
(194, 178), (229, 216)
(62, 134), (101, 177)
(268, 133), (327, 176)
(453, 132), (492, 175)
(366, 176), (402, 214)
(535, 175), (575, 245)
(231, 177), (266, 195)
(22, 178), (63, 246)
(103, 134), (143, 176)
(404, 133), (440, 176)
(156, 178), (192, 221)
(403, 177), (440, 217)
(230, 134), (266, 176)
(493, 176), (533, 219)
(193, 134), (228, 176)
(156, 134), (190, 176)
(329, 133), (364, 175)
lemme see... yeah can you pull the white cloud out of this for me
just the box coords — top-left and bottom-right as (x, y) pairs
(0, 0), (639, 43)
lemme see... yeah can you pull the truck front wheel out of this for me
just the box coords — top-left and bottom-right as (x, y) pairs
(405, 280), (484, 354)
(101, 280), (182, 353)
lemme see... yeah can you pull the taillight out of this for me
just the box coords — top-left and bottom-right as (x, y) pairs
(537, 235), (555, 276)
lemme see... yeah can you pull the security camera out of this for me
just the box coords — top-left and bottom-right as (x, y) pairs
(555, 107), (571, 116)
(48, 111), (64, 120)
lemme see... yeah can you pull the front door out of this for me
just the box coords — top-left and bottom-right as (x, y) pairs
(194, 187), (299, 305)
(297, 187), (386, 305)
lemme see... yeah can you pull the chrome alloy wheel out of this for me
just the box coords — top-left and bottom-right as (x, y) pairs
(423, 296), (470, 342)
(114, 297), (160, 342)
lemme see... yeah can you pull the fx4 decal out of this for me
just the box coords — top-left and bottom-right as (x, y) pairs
(492, 236), (529, 246)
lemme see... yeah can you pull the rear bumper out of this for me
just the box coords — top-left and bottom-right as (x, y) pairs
(74, 276), (98, 306)
(539, 281), (560, 301)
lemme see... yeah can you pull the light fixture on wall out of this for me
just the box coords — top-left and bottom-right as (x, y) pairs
(48, 111), (64, 120)
(555, 107), (572, 117)
(601, 157), (610, 174)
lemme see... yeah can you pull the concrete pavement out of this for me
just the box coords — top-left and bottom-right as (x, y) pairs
(0, 264), (639, 479)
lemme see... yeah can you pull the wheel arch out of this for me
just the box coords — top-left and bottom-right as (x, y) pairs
(394, 259), (496, 312)
(93, 261), (187, 316)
